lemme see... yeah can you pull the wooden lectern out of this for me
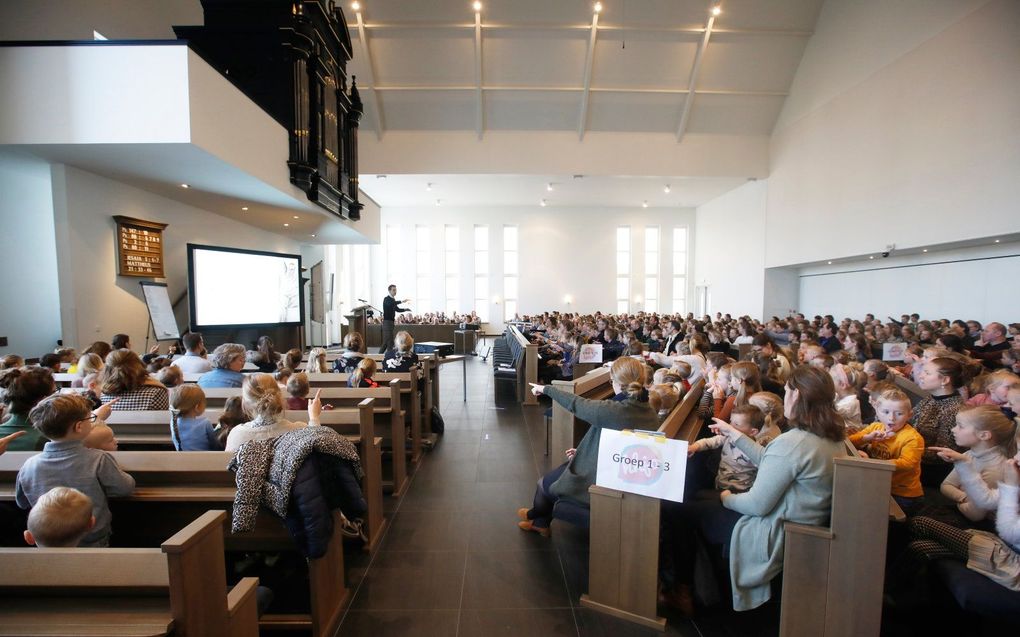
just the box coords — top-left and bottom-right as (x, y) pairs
(346, 305), (372, 353)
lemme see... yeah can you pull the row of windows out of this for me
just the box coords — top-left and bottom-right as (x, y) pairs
(384, 224), (689, 319)
(616, 226), (687, 314)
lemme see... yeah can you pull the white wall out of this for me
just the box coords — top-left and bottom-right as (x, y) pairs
(766, 0), (1020, 268)
(50, 164), (303, 351)
(0, 0), (202, 41)
(370, 206), (696, 329)
(693, 179), (767, 319)
(798, 242), (1020, 324)
(0, 151), (62, 357)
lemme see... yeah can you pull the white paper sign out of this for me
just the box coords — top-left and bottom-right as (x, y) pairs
(595, 429), (688, 503)
(578, 343), (603, 364)
(882, 342), (907, 362)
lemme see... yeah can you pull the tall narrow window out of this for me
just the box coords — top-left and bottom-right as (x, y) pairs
(644, 226), (659, 313)
(672, 227), (688, 314)
(503, 225), (519, 321)
(384, 224), (401, 291)
(474, 225), (489, 323)
(616, 226), (631, 314)
(444, 225), (459, 317)
(415, 225), (431, 312)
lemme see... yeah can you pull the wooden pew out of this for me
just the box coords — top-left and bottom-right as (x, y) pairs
(102, 400), (388, 551)
(199, 381), (410, 496)
(495, 325), (539, 405)
(305, 371), (425, 463)
(892, 374), (930, 407)
(0, 452), (348, 637)
(579, 378), (706, 630)
(780, 457), (894, 637)
(0, 510), (259, 637)
(548, 368), (616, 457)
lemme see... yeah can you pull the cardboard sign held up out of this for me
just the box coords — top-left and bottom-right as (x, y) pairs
(883, 342), (907, 362)
(578, 343), (603, 364)
(595, 429), (688, 503)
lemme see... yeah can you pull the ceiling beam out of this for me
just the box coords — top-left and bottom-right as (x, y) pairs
(353, 10), (385, 140)
(359, 22), (812, 38)
(577, 11), (600, 141)
(675, 7), (718, 143)
(474, 10), (484, 140)
(368, 85), (787, 97)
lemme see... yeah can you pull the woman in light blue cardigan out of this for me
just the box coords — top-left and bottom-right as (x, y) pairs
(662, 366), (848, 612)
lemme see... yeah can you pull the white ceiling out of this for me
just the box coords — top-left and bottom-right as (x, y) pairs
(358, 173), (750, 208)
(347, 0), (823, 138)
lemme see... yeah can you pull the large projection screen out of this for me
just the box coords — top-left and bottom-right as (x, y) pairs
(188, 244), (303, 330)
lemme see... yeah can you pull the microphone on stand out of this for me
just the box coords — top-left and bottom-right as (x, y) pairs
(357, 298), (367, 303)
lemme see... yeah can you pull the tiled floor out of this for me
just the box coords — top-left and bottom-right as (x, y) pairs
(334, 353), (780, 637)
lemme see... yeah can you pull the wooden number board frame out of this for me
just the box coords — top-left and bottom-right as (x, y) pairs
(114, 216), (168, 278)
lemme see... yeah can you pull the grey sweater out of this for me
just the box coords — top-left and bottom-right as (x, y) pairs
(15, 440), (136, 547)
(544, 386), (659, 505)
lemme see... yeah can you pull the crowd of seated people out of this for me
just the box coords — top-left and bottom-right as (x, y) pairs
(366, 310), (482, 325)
(512, 309), (1019, 620)
(2, 310), (1019, 626)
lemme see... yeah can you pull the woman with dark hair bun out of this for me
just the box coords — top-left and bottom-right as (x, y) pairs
(660, 365), (847, 615)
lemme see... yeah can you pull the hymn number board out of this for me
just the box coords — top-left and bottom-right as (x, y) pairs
(114, 216), (168, 278)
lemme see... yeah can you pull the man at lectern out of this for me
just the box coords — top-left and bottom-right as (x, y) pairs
(381, 284), (411, 353)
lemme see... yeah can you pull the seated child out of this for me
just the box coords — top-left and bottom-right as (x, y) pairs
(931, 405), (1014, 523)
(280, 348), (303, 373)
(275, 367), (293, 387)
(966, 369), (1019, 418)
(169, 384), (222, 451)
(81, 372), (103, 410)
(649, 383), (680, 422)
(670, 361), (693, 393)
(287, 372), (311, 409)
(348, 358), (379, 388)
(23, 486), (95, 547)
(748, 391), (786, 437)
(156, 365), (183, 388)
(849, 387), (925, 515)
(688, 405), (768, 494)
(216, 396), (247, 450)
(333, 333), (365, 373)
(15, 394), (135, 547)
(830, 364), (864, 433)
(646, 328), (664, 353)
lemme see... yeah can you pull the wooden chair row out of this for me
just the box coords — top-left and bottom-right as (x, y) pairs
(494, 325), (538, 405)
(0, 509), (260, 637)
(103, 400), (388, 552)
(0, 452), (351, 637)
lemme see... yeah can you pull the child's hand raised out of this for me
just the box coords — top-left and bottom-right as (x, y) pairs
(1005, 458), (1020, 487)
(93, 397), (119, 422)
(929, 447), (968, 464)
(308, 389), (322, 422)
(709, 418), (740, 440)
(0, 430), (26, 454)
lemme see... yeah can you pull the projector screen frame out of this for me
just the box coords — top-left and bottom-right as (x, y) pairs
(187, 243), (305, 331)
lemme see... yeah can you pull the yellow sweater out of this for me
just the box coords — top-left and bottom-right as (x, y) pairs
(849, 423), (925, 497)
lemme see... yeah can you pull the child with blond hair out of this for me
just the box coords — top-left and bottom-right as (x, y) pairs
(849, 388), (925, 514)
(23, 487), (96, 547)
(688, 405), (769, 494)
(15, 394), (135, 546)
(169, 384), (221, 451)
(830, 364), (864, 433)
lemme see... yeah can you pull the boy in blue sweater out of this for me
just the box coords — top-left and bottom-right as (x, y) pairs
(15, 393), (135, 547)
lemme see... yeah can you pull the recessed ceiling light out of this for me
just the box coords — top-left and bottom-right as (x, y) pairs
(546, 183), (554, 192)
(435, 199), (441, 206)
(827, 261), (832, 265)
(293, 215), (299, 219)
(310, 234), (316, 238)
(869, 256), (874, 259)
(426, 183), (433, 191)
(472, 1), (482, 10)
(241, 206), (248, 211)
(664, 184), (671, 193)
(593, 1), (602, 13)
(922, 249), (928, 253)
(284, 223), (290, 227)
(540, 199), (547, 207)
(376, 174), (387, 179)
(711, 5), (722, 16)
(642, 201), (648, 208)
(351, 1), (361, 11)
(180, 183), (189, 188)
(995, 239), (1001, 243)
